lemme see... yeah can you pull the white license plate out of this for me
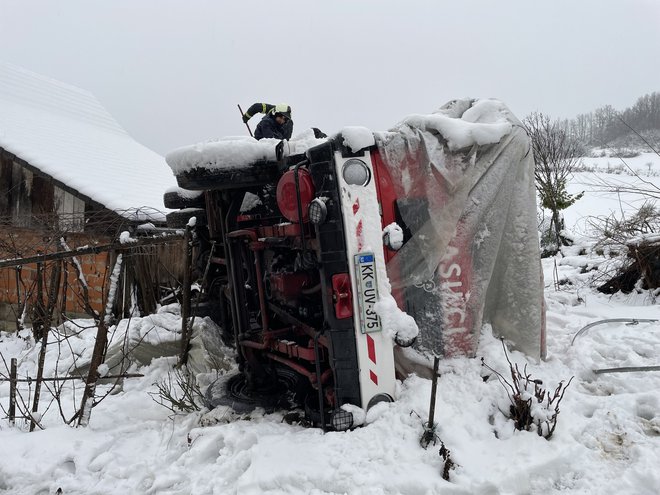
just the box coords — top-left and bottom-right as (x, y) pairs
(354, 253), (381, 334)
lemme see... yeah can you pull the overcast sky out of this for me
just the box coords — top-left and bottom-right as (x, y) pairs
(2, 0), (659, 154)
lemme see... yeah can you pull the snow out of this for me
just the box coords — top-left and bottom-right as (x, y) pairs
(166, 129), (327, 175)
(402, 99), (513, 151)
(119, 231), (137, 244)
(383, 222), (404, 250)
(0, 62), (176, 222)
(164, 186), (204, 199)
(562, 151), (660, 241)
(97, 363), (109, 378)
(240, 192), (263, 212)
(341, 126), (375, 152)
(166, 136), (280, 174)
(103, 254), (123, 324)
(2, 268), (660, 493)
(374, 295), (418, 343)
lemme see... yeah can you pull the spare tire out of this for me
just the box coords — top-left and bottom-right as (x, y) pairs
(204, 366), (304, 413)
(163, 189), (206, 209)
(176, 161), (281, 191)
(166, 208), (208, 228)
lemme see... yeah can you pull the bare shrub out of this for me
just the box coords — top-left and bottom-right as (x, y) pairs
(438, 441), (455, 481)
(149, 365), (203, 414)
(589, 202), (660, 249)
(482, 340), (573, 439)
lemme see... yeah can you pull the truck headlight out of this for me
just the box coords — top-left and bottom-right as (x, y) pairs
(331, 409), (354, 431)
(342, 159), (371, 186)
(308, 198), (328, 225)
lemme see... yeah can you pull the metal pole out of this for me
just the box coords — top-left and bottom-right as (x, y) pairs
(238, 104), (254, 137)
(420, 355), (440, 448)
(427, 356), (440, 432)
(9, 358), (17, 425)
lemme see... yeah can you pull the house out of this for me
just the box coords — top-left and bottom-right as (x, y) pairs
(0, 61), (180, 329)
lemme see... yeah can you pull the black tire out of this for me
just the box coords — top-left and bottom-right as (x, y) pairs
(204, 366), (304, 413)
(166, 208), (208, 228)
(163, 189), (206, 209)
(176, 161), (281, 191)
(191, 299), (222, 321)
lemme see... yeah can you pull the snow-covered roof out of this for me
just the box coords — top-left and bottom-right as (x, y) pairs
(0, 61), (176, 221)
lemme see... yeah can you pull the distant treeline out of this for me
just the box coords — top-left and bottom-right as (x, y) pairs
(560, 91), (660, 149)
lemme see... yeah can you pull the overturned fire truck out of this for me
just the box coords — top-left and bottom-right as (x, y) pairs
(164, 99), (546, 430)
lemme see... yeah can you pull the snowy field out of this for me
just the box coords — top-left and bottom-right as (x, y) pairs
(564, 151), (660, 240)
(1, 153), (659, 495)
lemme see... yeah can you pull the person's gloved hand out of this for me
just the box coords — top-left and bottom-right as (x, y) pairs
(242, 113), (251, 123)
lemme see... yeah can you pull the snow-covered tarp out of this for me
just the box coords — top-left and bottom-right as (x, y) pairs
(376, 98), (546, 361)
(0, 61), (176, 222)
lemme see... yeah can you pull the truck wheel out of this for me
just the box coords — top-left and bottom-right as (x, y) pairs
(163, 189), (206, 209)
(204, 366), (303, 413)
(166, 208), (208, 228)
(176, 162), (280, 191)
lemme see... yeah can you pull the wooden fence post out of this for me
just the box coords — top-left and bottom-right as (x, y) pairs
(179, 225), (193, 365)
(33, 262), (45, 341)
(78, 252), (123, 427)
(30, 260), (61, 431)
(14, 266), (23, 332)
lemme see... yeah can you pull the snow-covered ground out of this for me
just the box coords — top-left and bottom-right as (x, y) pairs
(1, 152), (659, 495)
(563, 151), (660, 240)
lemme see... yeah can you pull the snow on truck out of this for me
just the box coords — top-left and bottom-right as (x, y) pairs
(164, 98), (546, 430)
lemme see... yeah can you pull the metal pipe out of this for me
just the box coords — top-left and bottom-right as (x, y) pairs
(301, 283), (321, 295)
(227, 229), (269, 332)
(293, 162), (309, 263)
(239, 340), (268, 350)
(427, 356), (440, 432)
(224, 197), (245, 362)
(264, 353), (317, 383)
(313, 331), (326, 432)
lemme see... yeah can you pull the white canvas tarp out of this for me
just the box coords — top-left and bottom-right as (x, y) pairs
(375, 99), (546, 364)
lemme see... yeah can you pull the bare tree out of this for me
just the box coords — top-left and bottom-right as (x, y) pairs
(525, 112), (583, 253)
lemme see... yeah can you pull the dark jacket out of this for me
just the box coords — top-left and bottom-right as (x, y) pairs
(254, 114), (294, 140)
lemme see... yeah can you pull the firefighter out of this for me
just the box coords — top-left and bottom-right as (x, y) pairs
(242, 103), (293, 140)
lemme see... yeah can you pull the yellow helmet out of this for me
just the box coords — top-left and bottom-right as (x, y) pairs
(273, 103), (292, 120)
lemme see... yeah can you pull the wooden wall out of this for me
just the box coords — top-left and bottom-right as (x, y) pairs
(0, 150), (186, 330)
